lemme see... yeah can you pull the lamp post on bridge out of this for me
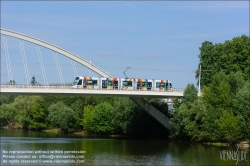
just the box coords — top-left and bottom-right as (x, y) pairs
(198, 65), (201, 97)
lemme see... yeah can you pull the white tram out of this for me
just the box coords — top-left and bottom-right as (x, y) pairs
(72, 76), (172, 92)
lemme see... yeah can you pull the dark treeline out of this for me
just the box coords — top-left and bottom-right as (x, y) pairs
(0, 95), (169, 137)
(170, 35), (250, 143)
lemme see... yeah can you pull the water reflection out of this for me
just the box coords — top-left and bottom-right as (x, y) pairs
(1, 130), (249, 166)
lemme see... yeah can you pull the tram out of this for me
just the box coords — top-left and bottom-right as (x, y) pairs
(72, 76), (172, 92)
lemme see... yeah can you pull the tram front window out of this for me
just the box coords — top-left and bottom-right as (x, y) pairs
(77, 79), (82, 85)
(72, 77), (79, 85)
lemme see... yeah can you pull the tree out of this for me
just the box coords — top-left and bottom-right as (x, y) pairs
(145, 98), (169, 116)
(30, 76), (39, 86)
(170, 84), (199, 140)
(182, 84), (198, 109)
(0, 103), (18, 129)
(7, 80), (16, 85)
(217, 110), (242, 143)
(111, 97), (138, 134)
(232, 81), (250, 139)
(0, 95), (16, 106)
(11, 96), (48, 130)
(70, 96), (86, 130)
(28, 96), (48, 130)
(196, 35), (250, 87)
(47, 101), (76, 132)
(83, 102), (115, 134)
(203, 72), (232, 111)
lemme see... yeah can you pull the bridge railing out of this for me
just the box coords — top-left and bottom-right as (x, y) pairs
(1, 85), (185, 93)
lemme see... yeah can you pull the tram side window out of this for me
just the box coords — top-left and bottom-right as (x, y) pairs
(161, 83), (165, 88)
(77, 79), (82, 85)
(87, 80), (92, 85)
(142, 82), (147, 87)
(156, 82), (161, 88)
(92, 80), (98, 86)
(123, 81), (132, 87)
(147, 82), (152, 87)
(114, 81), (118, 87)
(137, 82), (141, 89)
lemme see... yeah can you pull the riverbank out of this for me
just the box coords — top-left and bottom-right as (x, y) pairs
(1, 127), (249, 147)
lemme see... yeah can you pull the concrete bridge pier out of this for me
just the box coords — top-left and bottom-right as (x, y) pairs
(130, 97), (173, 130)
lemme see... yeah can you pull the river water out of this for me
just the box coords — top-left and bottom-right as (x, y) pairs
(0, 130), (249, 166)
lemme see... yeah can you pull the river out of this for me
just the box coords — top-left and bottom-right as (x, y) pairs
(0, 130), (249, 166)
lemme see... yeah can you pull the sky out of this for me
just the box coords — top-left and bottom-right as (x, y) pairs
(1, 1), (249, 88)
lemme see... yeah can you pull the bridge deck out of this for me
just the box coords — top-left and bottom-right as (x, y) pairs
(1, 85), (184, 98)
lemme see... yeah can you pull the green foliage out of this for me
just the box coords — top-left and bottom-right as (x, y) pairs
(47, 101), (76, 132)
(203, 72), (232, 112)
(7, 80), (16, 85)
(232, 81), (250, 138)
(183, 84), (198, 108)
(171, 69), (249, 142)
(82, 105), (95, 131)
(0, 95), (16, 106)
(0, 96), (48, 130)
(111, 97), (136, 134)
(29, 97), (47, 130)
(30, 76), (40, 86)
(13, 96), (48, 130)
(196, 35), (250, 87)
(170, 104), (189, 139)
(70, 96), (85, 130)
(145, 98), (169, 116)
(1, 94), (169, 136)
(170, 84), (200, 139)
(0, 103), (18, 129)
(83, 102), (115, 134)
(217, 110), (242, 142)
(83, 97), (169, 136)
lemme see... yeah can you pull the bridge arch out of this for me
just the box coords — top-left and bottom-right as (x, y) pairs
(0, 28), (172, 130)
(0, 28), (111, 78)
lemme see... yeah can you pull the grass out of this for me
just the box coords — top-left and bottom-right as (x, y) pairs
(42, 128), (61, 133)
(203, 142), (230, 147)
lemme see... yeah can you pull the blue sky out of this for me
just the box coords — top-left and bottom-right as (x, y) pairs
(1, 1), (249, 88)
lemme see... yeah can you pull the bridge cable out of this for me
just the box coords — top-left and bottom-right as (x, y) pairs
(19, 40), (30, 86)
(53, 52), (65, 86)
(2, 35), (10, 82)
(2, 35), (13, 84)
(89, 60), (94, 77)
(53, 52), (63, 85)
(38, 46), (49, 86)
(70, 60), (78, 77)
(36, 45), (48, 86)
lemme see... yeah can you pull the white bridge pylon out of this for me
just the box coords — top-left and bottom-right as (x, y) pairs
(0, 28), (111, 78)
